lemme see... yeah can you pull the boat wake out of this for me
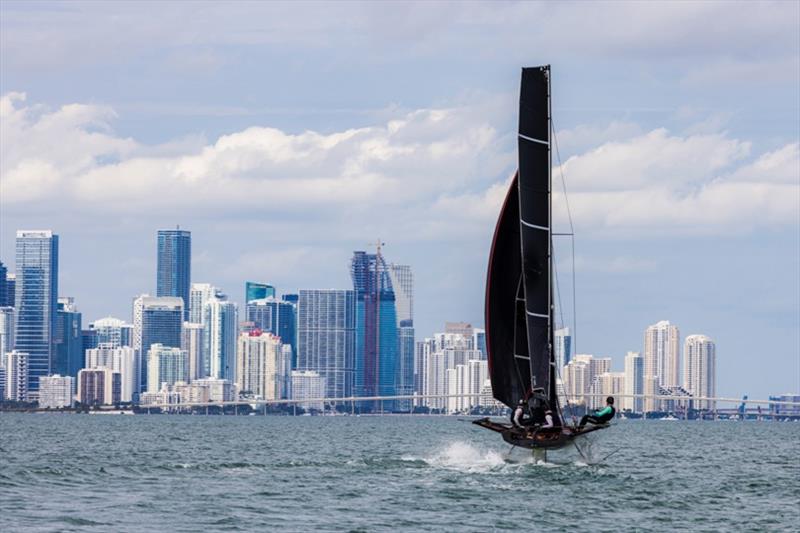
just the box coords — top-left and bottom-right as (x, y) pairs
(403, 441), (507, 473)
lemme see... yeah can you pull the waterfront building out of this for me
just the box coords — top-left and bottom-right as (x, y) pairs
(624, 351), (644, 413)
(644, 320), (681, 389)
(769, 394), (800, 417)
(561, 354), (611, 407)
(14, 230), (59, 396)
(189, 283), (223, 325)
(472, 328), (487, 360)
(53, 297), (82, 378)
(445, 358), (488, 413)
(4, 274), (15, 309)
(134, 295), (183, 392)
(85, 345), (136, 402)
(246, 297), (297, 367)
(90, 317), (133, 348)
(245, 282), (275, 303)
(591, 372), (625, 409)
(644, 375), (661, 413)
(554, 327), (572, 370)
(147, 344), (189, 393)
(182, 322), (204, 381)
(0, 306), (14, 360)
(203, 297), (238, 381)
(683, 335), (716, 410)
(191, 377), (236, 402)
(236, 330), (287, 400)
(156, 228), (191, 320)
(139, 385), (182, 407)
(77, 367), (121, 406)
(351, 250), (398, 408)
(5, 350), (29, 401)
(0, 366), (5, 400)
(39, 374), (74, 409)
(421, 331), (483, 411)
(291, 370), (327, 411)
(297, 289), (356, 399)
(388, 264), (415, 410)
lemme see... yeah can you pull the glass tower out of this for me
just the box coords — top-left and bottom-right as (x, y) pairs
(139, 297), (183, 392)
(297, 289), (355, 399)
(157, 229), (191, 320)
(351, 250), (398, 410)
(53, 297), (83, 378)
(14, 230), (59, 395)
(245, 282), (275, 303)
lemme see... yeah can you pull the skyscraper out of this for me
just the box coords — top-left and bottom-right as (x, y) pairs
(0, 306), (14, 359)
(683, 335), (716, 410)
(351, 250), (398, 408)
(389, 264), (415, 409)
(624, 351), (644, 413)
(246, 297), (297, 367)
(236, 330), (287, 400)
(90, 317), (133, 348)
(5, 274), (15, 309)
(203, 297), (237, 381)
(0, 260), (7, 307)
(147, 344), (188, 393)
(182, 322), (204, 381)
(157, 229), (191, 320)
(188, 283), (222, 324)
(53, 297), (83, 378)
(15, 230), (59, 396)
(4, 350), (29, 401)
(245, 282), (275, 303)
(555, 327), (572, 371)
(297, 289), (356, 399)
(134, 296), (183, 392)
(644, 320), (681, 388)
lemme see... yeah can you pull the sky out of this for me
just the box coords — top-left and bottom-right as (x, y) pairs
(1, 1), (798, 399)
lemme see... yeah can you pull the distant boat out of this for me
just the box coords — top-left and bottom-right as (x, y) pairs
(660, 414), (679, 421)
(473, 66), (611, 451)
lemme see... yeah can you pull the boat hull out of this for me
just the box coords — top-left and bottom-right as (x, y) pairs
(472, 417), (608, 450)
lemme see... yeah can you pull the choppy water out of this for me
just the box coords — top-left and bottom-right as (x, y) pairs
(1, 414), (798, 532)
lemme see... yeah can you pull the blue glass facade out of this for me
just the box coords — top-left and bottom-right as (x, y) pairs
(157, 229), (191, 320)
(141, 299), (183, 391)
(351, 251), (399, 410)
(14, 230), (58, 395)
(245, 282), (275, 303)
(53, 299), (83, 378)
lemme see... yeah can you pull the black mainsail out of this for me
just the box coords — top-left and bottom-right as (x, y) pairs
(476, 66), (610, 450)
(486, 66), (554, 411)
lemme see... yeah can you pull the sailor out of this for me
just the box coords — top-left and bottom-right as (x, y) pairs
(579, 396), (615, 427)
(511, 399), (527, 428)
(541, 409), (555, 429)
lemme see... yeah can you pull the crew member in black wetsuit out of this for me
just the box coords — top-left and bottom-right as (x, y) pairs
(580, 396), (615, 427)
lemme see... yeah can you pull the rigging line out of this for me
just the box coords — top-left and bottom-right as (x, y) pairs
(551, 117), (578, 357)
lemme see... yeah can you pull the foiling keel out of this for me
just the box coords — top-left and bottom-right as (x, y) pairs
(472, 417), (609, 450)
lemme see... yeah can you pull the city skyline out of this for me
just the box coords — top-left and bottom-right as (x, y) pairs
(1, 2), (798, 400)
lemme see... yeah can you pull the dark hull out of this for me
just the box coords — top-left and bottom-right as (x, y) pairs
(472, 417), (608, 450)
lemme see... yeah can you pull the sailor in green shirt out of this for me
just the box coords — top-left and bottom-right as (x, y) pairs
(579, 396), (616, 427)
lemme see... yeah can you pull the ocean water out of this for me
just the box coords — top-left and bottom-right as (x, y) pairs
(1, 414), (798, 532)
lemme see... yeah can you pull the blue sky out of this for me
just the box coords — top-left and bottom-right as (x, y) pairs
(1, 1), (798, 398)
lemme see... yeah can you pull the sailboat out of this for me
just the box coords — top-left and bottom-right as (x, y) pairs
(473, 66), (610, 450)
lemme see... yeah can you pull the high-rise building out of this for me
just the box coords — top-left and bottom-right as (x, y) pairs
(388, 264), (415, 410)
(236, 330), (288, 400)
(555, 327), (572, 370)
(5, 274), (15, 309)
(134, 296), (183, 392)
(246, 297), (297, 367)
(562, 354), (611, 407)
(351, 250), (398, 407)
(191, 377), (236, 402)
(90, 317), (133, 348)
(189, 283), (222, 324)
(297, 289), (356, 399)
(77, 367), (121, 406)
(39, 374), (74, 409)
(444, 322), (473, 336)
(156, 228), (191, 321)
(0, 261), (7, 306)
(53, 297), (82, 378)
(644, 320), (680, 389)
(282, 294), (299, 305)
(245, 282), (275, 303)
(420, 331), (483, 410)
(181, 322), (204, 381)
(0, 306), (14, 359)
(14, 230), (59, 396)
(472, 328), (487, 360)
(624, 351), (644, 413)
(4, 350), (29, 401)
(291, 370), (327, 411)
(85, 344), (136, 403)
(683, 335), (716, 410)
(147, 344), (188, 393)
(203, 297), (237, 381)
